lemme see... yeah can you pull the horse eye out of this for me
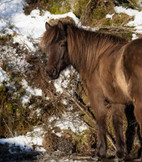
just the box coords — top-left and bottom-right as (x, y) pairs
(60, 44), (66, 47)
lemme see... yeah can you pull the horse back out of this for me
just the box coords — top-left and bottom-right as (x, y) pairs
(96, 44), (131, 104)
(123, 38), (142, 76)
(97, 38), (142, 104)
(115, 46), (130, 98)
(123, 38), (142, 100)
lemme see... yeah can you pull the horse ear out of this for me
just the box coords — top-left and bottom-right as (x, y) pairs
(58, 21), (64, 30)
(45, 22), (51, 30)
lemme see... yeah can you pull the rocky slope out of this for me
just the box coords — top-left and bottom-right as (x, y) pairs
(1, 0), (142, 161)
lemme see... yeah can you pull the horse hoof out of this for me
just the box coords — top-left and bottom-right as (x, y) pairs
(116, 151), (125, 159)
(92, 156), (101, 161)
(114, 157), (125, 162)
(137, 147), (142, 158)
(97, 152), (106, 159)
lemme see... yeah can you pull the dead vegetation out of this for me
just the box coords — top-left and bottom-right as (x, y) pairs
(1, 0), (142, 160)
(0, 24), (141, 162)
(24, 0), (142, 40)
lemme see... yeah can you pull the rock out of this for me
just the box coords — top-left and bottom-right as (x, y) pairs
(57, 135), (74, 154)
(42, 131), (59, 153)
(43, 132), (75, 154)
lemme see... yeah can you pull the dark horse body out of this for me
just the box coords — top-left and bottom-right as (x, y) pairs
(40, 21), (142, 159)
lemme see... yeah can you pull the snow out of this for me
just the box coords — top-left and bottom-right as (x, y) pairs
(114, 6), (142, 33)
(0, 0), (142, 157)
(0, 0), (25, 19)
(48, 108), (89, 136)
(21, 79), (42, 96)
(0, 0), (142, 51)
(0, 44), (29, 74)
(0, 0), (79, 51)
(0, 67), (9, 85)
(51, 111), (88, 134)
(21, 95), (30, 105)
(0, 127), (46, 153)
(106, 13), (114, 19)
(132, 33), (138, 40)
(54, 79), (63, 93)
(21, 79), (42, 105)
(54, 70), (71, 94)
(53, 67), (78, 94)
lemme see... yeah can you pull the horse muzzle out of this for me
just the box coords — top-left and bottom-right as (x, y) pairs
(46, 67), (59, 79)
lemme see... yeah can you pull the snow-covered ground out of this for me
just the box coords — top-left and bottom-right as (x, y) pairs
(1, 0), (141, 52)
(114, 6), (142, 33)
(0, 0), (79, 51)
(0, 1), (80, 154)
(0, 126), (45, 153)
(0, 67), (9, 85)
(0, 43), (89, 156)
(0, 0), (142, 159)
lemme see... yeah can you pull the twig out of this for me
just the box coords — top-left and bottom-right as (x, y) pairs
(127, 0), (141, 10)
(63, 88), (93, 122)
(62, 87), (117, 151)
(99, 26), (136, 32)
(79, 0), (92, 25)
(119, 17), (133, 27)
(3, 118), (14, 138)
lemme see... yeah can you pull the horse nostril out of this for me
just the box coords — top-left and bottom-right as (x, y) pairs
(47, 68), (57, 76)
(51, 68), (56, 75)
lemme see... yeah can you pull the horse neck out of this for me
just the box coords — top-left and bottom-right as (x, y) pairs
(67, 27), (126, 78)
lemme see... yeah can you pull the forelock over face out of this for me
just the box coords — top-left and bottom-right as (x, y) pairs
(40, 21), (70, 79)
(39, 21), (67, 52)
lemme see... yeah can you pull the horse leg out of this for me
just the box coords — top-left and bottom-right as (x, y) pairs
(137, 125), (142, 158)
(134, 102), (142, 135)
(112, 104), (125, 158)
(88, 88), (107, 158)
(95, 104), (107, 158)
(133, 100), (142, 158)
(125, 104), (136, 155)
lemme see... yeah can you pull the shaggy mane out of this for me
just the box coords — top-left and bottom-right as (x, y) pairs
(40, 22), (128, 78)
(66, 24), (127, 78)
(39, 23), (67, 51)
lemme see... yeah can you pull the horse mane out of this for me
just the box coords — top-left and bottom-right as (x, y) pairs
(39, 23), (67, 51)
(40, 21), (128, 79)
(67, 23), (128, 79)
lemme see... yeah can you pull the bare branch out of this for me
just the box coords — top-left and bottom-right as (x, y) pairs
(3, 119), (14, 138)
(62, 87), (117, 151)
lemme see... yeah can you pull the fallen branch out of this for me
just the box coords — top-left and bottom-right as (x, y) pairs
(127, 0), (141, 10)
(3, 119), (14, 138)
(80, 0), (92, 24)
(62, 87), (117, 151)
(98, 25), (136, 33)
(119, 17), (133, 27)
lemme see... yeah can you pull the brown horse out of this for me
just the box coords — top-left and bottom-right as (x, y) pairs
(40, 21), (142, 159)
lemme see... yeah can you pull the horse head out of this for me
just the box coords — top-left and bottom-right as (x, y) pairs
(41, 21), (70, 79)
